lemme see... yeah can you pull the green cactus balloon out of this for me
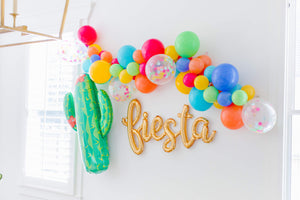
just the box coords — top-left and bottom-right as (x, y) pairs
(63, 74), (113, 174)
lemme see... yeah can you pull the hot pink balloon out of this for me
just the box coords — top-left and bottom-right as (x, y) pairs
(111, 58), (119, 64)
(139, 63), (146, 76)
(183, 73), (197, 87)
(141, 39), (164, 61)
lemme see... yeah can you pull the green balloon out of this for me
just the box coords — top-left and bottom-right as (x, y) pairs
(110, 64), (123, 77)
(203, 86), (219, 103)
(126, 62), (140, 76)
(175, 31), (200, 58)
(232, 90), (248, 106)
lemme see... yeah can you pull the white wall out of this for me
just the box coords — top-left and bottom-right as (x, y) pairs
(0, 0), (286, 200)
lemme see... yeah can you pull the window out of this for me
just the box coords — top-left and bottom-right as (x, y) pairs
(22, 40), (80, 196)
(284, 1), (300, 200)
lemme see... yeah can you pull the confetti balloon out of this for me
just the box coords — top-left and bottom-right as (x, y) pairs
(108, 78), (135, 102)
(59, 39), (87, 63)
(145, 54), (176, 85)
(242, 98), (277, 133)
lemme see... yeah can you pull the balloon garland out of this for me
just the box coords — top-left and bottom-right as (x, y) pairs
(63, 25), (277, 172)
(76, 25), (276, 134)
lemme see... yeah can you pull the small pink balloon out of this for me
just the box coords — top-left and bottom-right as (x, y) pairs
(141, 39), (164, 61)
(99, 50), (105, 57)
(183, 73), (197, 87)
(139, 63), (146, 76)
(111, 58), (119, 64)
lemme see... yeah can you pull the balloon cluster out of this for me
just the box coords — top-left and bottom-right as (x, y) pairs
(77, 26), (277, 133)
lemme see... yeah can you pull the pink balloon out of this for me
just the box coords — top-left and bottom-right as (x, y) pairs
(141, 39), (164, 61)
(183, 73), (197, 87)
(111, 58), (119, 64)
(139, 63), (146, 76)
(99, 50), (105, 57)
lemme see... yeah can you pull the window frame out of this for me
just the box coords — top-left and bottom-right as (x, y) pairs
(18, 40), (83, 199)
(283, 0), (298, 200)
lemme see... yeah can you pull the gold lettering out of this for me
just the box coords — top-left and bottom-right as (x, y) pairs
(122, 99), (217, 155)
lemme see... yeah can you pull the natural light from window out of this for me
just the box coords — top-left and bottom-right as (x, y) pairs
(24, 41), (77, 184)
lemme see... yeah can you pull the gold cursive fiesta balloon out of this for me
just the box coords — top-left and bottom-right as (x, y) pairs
(122, 99), (217, 155)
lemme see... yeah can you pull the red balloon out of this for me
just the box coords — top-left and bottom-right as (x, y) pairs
(141, 39), (164, 61)
(135, 74), (157, 93)
(77, 25), (97, 45)
(183, 73), (197, 87)
(221, 105), (244, 130)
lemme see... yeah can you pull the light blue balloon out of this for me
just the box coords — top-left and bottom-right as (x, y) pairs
(204, 65), (215, 82)
(82, 58), (92, 73)
(189, 87), (213, 111)
(230, 83), (242, 93)
(117, 45), (136, 68)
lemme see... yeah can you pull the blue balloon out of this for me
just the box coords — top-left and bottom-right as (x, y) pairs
(229, 83), (242, 93)
(204, 65), (215, 82)
(117, 45), (136, 68)
(211, 63), (239, 91)
(82, 58), (92, 73)
(90, 54), (100, 63)
(189, 87), (213, 111)
(217, 92), (232, 107)
(176, 57), (190, 72)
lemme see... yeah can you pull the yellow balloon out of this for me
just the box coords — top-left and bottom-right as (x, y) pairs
(241, 85), (255, 100)
(213, 101), (224, 109)
(89, 60), (111, 84)
(119, 70), (133, 84)
(165, 45), (179, 61)
(175, 72), (192, 94)
(194, 75), (209, 90)
(89, 44), (102, 52)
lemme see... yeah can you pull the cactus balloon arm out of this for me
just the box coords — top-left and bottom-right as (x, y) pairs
(63, 92), (77, 131)
(97, 90), (113, 137)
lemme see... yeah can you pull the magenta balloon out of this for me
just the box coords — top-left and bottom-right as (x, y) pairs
(141, 39), (165, 61)
(139, 63), (146, 76)
(183, 73), (197, 87)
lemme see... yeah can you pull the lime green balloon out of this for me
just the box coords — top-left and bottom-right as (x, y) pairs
(175, 31), (200, 58)
(110, 64), (123, 77)
(126, 62), (140, 76)
(203, 86), (219, 103)
(232, 90), (248, 106)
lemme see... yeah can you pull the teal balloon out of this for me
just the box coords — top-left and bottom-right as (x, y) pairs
(175, 31), (200, 58)
(189, 87), (213, 111)
(203, 86), (219, 103)
(117, 45), (136, 68)
(82, 58), (92, 73)
(110, 64), (123, 77)
(126, 62), (140, 76)
(232, 90), (248, 106)
(230, 83), (242, 93)
(204, 65), (215, 82)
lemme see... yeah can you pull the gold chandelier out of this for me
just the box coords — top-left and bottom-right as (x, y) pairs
(0, 0), (69, 48)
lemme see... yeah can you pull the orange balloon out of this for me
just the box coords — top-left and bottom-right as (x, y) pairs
(133, 50), (145, 64)
(135, 74), (157, 93)
(189, 58), (205, 74)
(221, 105), (244, 130)
(197, 55), (212, 68)
(88, 46), (100, 57)
(101, 51), (113, 63)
